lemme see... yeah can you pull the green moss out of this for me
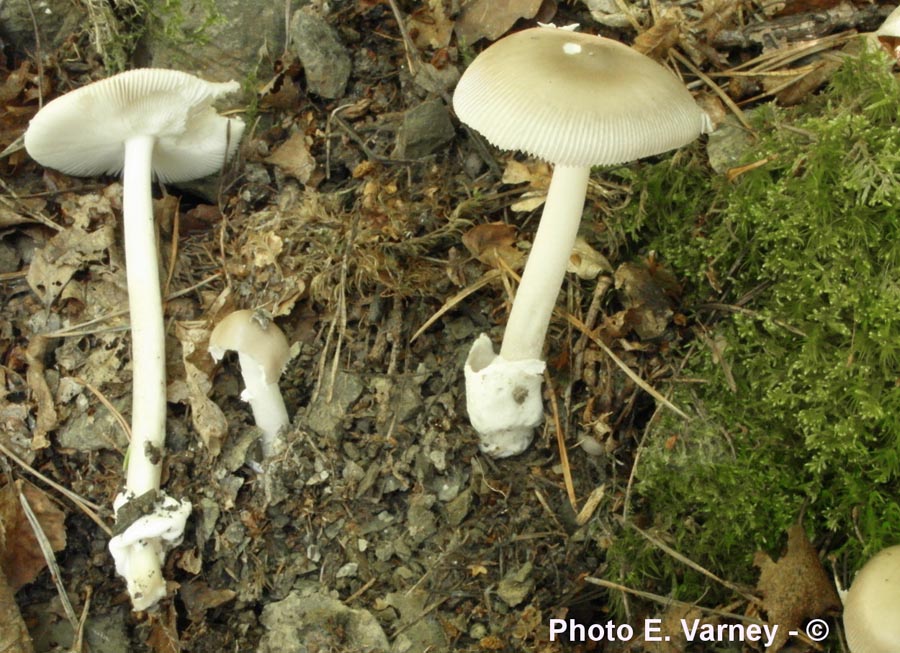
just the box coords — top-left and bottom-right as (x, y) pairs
(85, 0), (222, 72)
(602, 48), (900, 613)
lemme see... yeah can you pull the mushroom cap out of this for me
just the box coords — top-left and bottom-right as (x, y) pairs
(452, 27), (710, 167)
(876, 5), (900, 38)
(24, 68), (245, 182)
(843, 545), (900, 653)
(209, 310), (290, 384)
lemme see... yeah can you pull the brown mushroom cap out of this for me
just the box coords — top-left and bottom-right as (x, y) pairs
(209, 310), (290, 384)
(452, 27), (710, 167)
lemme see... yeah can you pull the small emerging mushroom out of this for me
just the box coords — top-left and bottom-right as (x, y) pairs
(209, 310), (291, 458)
(24, 68), (244, 610)
(842, 545), (900, 653)
(453, 26), (710, 457)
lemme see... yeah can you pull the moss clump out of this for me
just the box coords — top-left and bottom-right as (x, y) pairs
(84, 0), (222, 72)
(604, 47), (900, 606)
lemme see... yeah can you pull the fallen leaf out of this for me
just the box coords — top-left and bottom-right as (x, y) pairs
(408, 0), (454, 49)
(632, 9), (684, 59)
(266, 130), (316, 184)
(0, 565), (32, 653)
(180, 579), (237, 621)
(567, 237), (612, 280)
(462, 222), (524, 270)
(25, 335), (57, 449)
(502, 158), (552, 212)
(614, 261), (676, 340)
(0, 481), (67, 590)
(26, 220), (116, 306)
(753, 523), (841, 652)
(455, 0), (544, 45)
(174, 321), (228, 456)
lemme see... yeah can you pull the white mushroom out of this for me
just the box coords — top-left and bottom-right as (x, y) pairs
(209, 310), (291, 458)
(24, 69), (244, 610)
(842, 545), (900, 653)
(453, 26), (710, 457)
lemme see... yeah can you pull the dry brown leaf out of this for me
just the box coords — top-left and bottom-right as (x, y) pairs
(614, 261), (676, 340)
(502, 159), (551, 212)
(0, 563), (33, 653)
(26, 220), (116, 306)
(632, 9), (684, 59)
(0, 481), (67, 591)
(462, 222), (524, 270)
(174, 320), (228, 457)
(147, 604), (181, 653)
(753, 523), (841, 652)
(408, 0), (454, 49)
(25, 335), (57, 449)
(265, 130), (316, 184)
(567, 237), (612, 280)
(180, 579), (237, 620)
(455, 0), (544, 45)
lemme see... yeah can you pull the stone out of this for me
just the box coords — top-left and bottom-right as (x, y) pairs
(1, 0), (84, 54)
(57, 399), (128, 451)
(305, 371), (363, 440)
(394, 99), (455, 159)
(143, 0), (284, 83)
(289, 9), (352, 99)
(497, 562), (534, 608)
(258, 588), (389, 653)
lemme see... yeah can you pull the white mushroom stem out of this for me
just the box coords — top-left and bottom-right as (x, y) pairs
(122, 134), (167, 496)
(464, 165), (590, 458)
(108, 491), (192, 612)
(113, 134), (190, 611)
(236, 351), (289, 458)
(500, 165), (590, 360)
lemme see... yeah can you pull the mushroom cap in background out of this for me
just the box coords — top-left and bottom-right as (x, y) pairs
(452, 27), (710, 167)
(209, 310), (290, 384)
(842, 544), (900, 653)
(24, 68), (245, 182)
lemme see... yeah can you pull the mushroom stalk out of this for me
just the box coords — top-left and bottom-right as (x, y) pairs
(499, 165), (590, 361)
(236, 351), (290, 458)
(122, 134), (167, 495)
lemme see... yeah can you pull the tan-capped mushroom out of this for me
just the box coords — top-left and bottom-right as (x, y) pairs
(454, 26), (710, 457)
(209, 309), (291, 458)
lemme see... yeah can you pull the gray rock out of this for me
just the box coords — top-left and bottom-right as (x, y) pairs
(84, 610), (131, 653)
(394, 99), (455, 159)
(144, 0), (284, 83)
(383, 590), (448, 653)
(258, 588), (389, 653)
(706, 114), (755, 174)
(57, 400), (128, 451)
(497, 562), (534, 607)
(305, 371), (363, 440)
(289, 9), (352, 99)
(1, 0), (84, 54)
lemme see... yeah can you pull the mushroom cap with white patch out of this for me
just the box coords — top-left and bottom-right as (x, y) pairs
(842, 545), (900, 653)
(209, 310), (290, 384)
(452, 27), (710, 167)
(24, 68), (245, 183)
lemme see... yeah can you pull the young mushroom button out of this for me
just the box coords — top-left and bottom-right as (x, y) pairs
(209, 310), (291, 459)
(453, 26), (711, 458)
(24, 68), (244, 611)
(841, 545), (900, 653)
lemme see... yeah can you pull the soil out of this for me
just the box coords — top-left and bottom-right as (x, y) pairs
(0, 1), (892, 652)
